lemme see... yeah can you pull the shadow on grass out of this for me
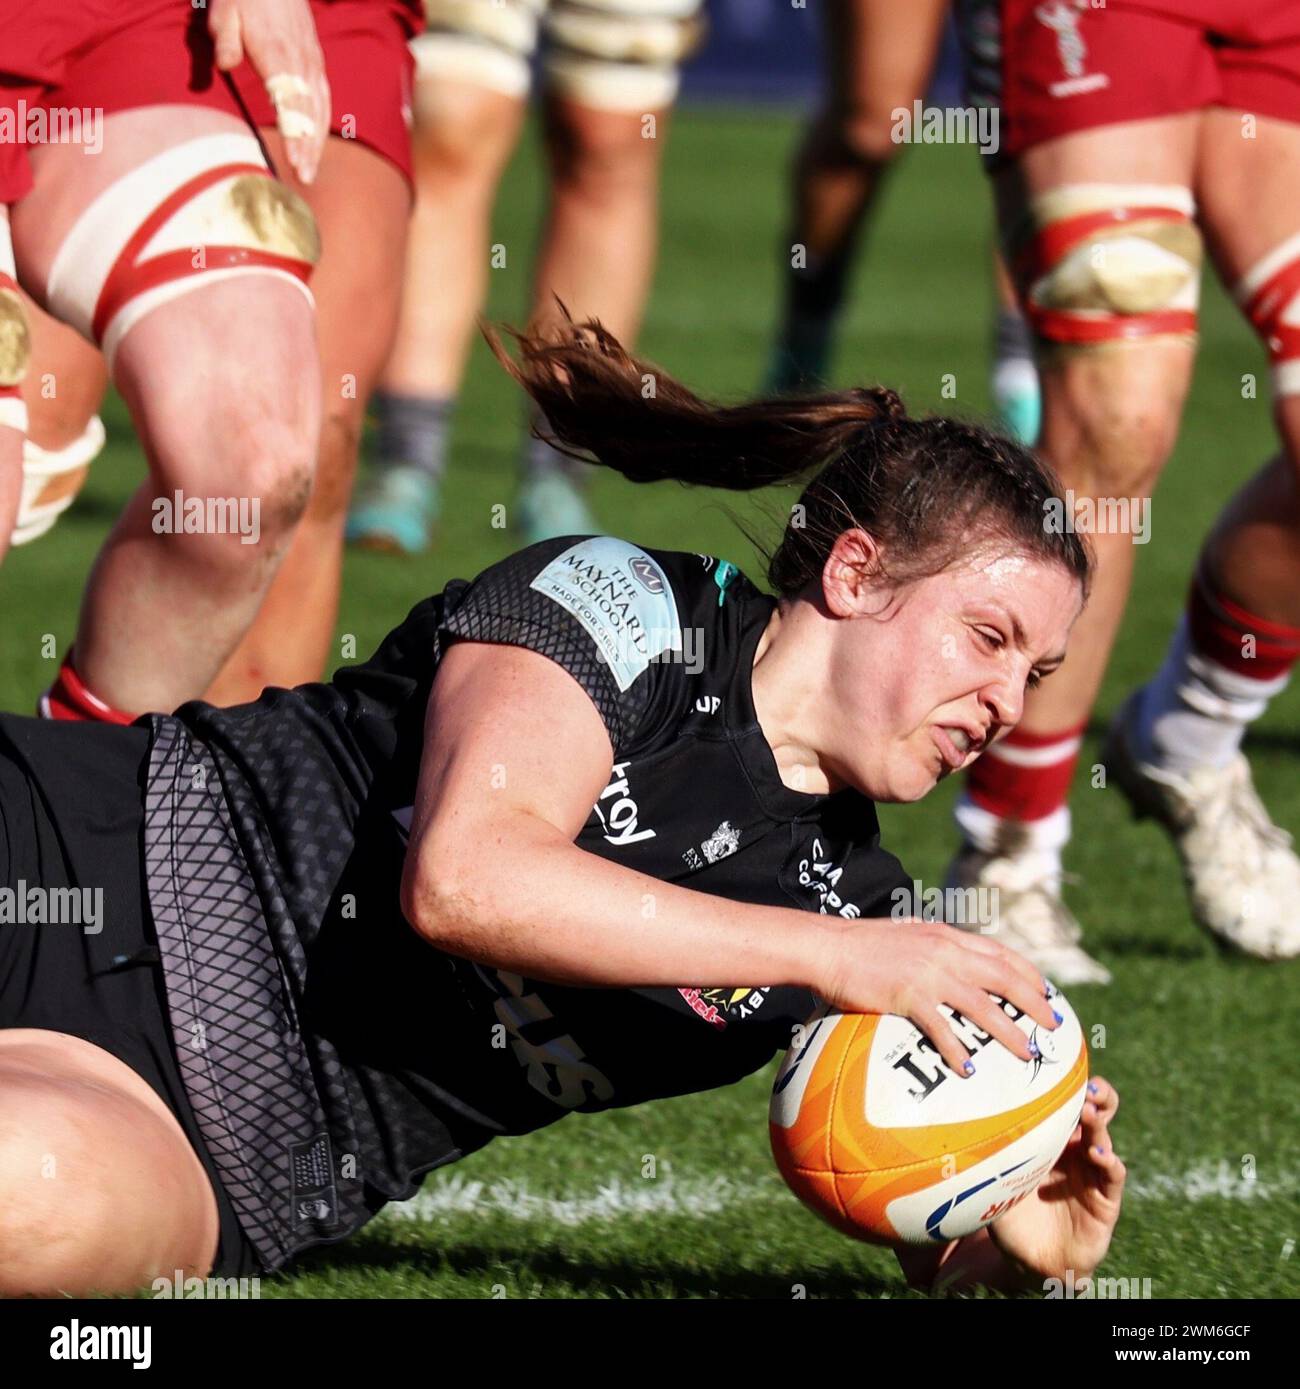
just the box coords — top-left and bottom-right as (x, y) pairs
(1090, 936), (1207, 964)
(284, 1229), (907, 1300)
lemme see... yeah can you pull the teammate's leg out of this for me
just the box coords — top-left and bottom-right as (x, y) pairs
(947, 114), (1202, 983)
(347, 13), (531, 555)
(0, 1030), (219, 1297)
(517, 94), (664, 540)
(21, 299), (108, 453)
(1104, 110), (1300, 959)
(10, 105), (320, 717)
(516, 0), (704, 541)
(6, 298), (110, 553)
(768, 0), (950, 393)
(203, 133), (409, 703)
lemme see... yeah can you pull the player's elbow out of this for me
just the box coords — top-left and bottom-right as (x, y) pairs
(399, 837), (482, 950)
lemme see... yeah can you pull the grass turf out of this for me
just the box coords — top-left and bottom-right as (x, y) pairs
(4, 108), (1298, 1299)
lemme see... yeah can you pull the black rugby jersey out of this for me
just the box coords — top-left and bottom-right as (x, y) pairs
(144, 537), (914, 1269)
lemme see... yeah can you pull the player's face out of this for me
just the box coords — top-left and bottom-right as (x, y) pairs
(827, 548), (1082, 802)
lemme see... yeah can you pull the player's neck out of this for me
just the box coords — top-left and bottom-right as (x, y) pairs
(751, 600), (840, 797)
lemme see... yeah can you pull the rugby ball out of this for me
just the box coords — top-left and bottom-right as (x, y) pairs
(769, 983), (1088, 1245)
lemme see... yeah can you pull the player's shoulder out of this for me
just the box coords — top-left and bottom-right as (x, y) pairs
(441, 534), (758, 712)
(478, 534), (755, 609)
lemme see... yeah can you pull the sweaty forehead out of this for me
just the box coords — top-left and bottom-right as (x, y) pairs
(953, 551), (1078, 641)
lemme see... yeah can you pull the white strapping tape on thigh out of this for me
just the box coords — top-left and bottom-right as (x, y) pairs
(1235, 229), (1300, 397)
(543, 52), (682, 110)
(1021, 183), (1202, 345)
(415, 0), (541, 97)
(413, 32), (534, 99)
(556, 0), (704, 17)
(44, 133), (319, 374)
(12, 415), (106, 545)
(541, 0), (705, 111)
(422, 0), (545, 52)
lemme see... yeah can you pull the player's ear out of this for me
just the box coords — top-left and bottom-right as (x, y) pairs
(821, 527), (885, 618)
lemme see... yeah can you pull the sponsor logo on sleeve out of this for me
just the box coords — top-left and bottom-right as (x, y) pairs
(530, 537), (682, 692)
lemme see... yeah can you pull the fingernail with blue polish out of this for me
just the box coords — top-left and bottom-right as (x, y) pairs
(1053, 1010), (1064, 1025)
(962, 1060), (975, 1075)
(1028, 1040), (1040, 1057)
(1088, 1081), (1099, 1095)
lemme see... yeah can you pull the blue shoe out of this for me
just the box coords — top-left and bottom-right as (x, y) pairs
(992, 357), (1043, 448)
(346, 464), (439, 555)
(516, 471), (597, 545)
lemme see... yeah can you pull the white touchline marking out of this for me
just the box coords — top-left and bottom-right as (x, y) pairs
(378, 1160), (1298, 1228)
(1125, 1159), (1299, 1203)
(381, 1174), (756, 1227)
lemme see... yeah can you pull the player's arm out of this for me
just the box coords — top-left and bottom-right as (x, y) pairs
(401, 639), (833, 992)
(896, 1076), (1126, 1293)
(399, 639), (1058, 1068)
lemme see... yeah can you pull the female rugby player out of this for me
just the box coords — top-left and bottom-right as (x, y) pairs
(0, 321), (1125, 1297)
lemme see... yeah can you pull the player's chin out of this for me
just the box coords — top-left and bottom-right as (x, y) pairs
(882, 752), (944, 803)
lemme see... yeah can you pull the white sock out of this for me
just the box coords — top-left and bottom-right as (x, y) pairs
(1133, 615), (1290, 777)
(954, 798), (1071, 893)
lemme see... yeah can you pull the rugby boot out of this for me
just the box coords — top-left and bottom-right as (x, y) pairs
(1103, 691), (1300, 959)
(945, 842), (1113, 986)
(346, 464), (439, 555)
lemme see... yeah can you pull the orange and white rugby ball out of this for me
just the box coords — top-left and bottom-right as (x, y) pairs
(769, 983), (1088, 1245)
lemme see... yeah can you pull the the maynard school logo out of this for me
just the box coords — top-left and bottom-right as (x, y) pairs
(531, 537), (681, 692)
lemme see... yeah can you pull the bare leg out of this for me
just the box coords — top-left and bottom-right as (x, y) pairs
(531, 96), (669, 346)
(513, 91), (679, 540)
(998, 115), (1202, 734)
(947, 114), (1202, 983)
(10, 106), (320, 714)
(770, 0), (950, 388)
(20, 296), (108, 451)
(0, 1030), (218, 1297)
(205, 135), (410, 703)
(345, 79), (527, 558)
(1197, 111), (1300, 625)
(383, 81), (526, 401)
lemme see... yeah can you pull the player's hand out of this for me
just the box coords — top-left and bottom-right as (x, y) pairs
(817, 917), (1058, 1073)
(208, 0), (330, 184)
(986, 1074), (1126, 1283)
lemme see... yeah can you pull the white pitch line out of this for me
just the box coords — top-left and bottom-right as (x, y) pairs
(379, 1161), (1297, 1228)
(1125, 1159), (1299, 1203)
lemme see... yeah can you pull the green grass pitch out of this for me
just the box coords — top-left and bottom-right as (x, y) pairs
(4, 109), (1297, 1299)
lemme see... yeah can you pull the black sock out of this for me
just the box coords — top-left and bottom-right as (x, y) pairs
(371, 390), (453, 482)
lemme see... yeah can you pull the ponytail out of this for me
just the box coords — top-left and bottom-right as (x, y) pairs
(483, 312), (902, 489)
(484, 310), (1092, 602)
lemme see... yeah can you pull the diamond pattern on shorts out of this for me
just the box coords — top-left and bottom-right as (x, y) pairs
(143, 716), (369, 1272)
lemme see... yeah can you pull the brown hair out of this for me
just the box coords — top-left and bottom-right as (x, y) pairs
(485, 313), (1092, 601)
